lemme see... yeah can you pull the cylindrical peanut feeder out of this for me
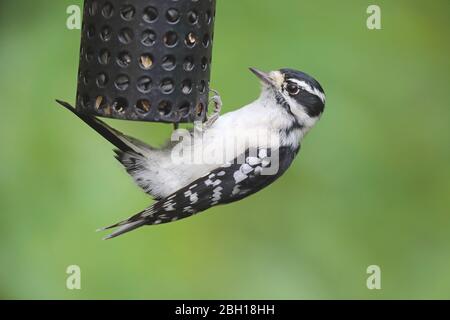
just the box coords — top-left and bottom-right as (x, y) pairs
(76, 0), (216, 123)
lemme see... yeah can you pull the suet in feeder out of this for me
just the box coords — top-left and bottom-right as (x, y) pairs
(70, 0), (216, 124)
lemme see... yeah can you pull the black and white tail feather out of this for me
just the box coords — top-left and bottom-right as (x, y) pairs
(56, 100), (152, 156)
(56, 100), (164, 200)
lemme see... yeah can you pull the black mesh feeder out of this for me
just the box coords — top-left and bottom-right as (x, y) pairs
(74, 0), (216, 124)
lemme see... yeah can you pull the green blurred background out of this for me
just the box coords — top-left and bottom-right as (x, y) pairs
(0, 0), (449, 299)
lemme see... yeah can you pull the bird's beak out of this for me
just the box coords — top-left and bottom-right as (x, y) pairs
(249, 67), (277, 87)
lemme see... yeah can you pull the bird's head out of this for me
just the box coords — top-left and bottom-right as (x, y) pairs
(250, 67), (326, 129)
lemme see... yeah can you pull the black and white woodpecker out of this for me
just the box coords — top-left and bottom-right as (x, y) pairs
(57, 68), (326, 239)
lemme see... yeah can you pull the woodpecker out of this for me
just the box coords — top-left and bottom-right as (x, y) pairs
(57, 68), (326, 239)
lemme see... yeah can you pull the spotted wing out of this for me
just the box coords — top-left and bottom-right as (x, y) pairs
(102, 146), (299, 239)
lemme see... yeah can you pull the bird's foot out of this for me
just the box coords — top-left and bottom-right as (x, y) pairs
(203, 89), (222, 130)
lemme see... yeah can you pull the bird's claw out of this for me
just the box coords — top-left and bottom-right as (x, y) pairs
(203, 89), (222, 130)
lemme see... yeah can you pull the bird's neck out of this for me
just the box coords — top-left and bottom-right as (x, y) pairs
(249, 92), (313, 149)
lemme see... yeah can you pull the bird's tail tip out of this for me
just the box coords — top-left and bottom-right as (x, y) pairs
(55, 99), (74, 109)
(97, 220), (147, 240)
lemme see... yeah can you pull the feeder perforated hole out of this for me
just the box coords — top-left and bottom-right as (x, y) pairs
(201, 57), (208, 70)
(185, 32), (197, 47)
(81, 95), (90, 109)
(202, 34), (210, 48)
(158, 101), (172, 116)
(143, 6), (158, 23)
(141, 30), (156, 46)
(196, 102), (204, 117)
(120, 5), (135, 21)
(98, 49), (111, 65)
(179, 102), (191, 117)
(161, 78), (175, 94)
(137, 76), (152, 93)
(102, 2), (114, 19)
(182, 79), (193, 94)
(95, 96), (108, 110)
(136, 99), (151, 114)
(113, 98), (128, 114)
(82, 70), (92, 85)
(89, 2), (98, 16)
(139, 54), (153, 70)
(206, 10), (212, 24)
(162, 55), (176, 71)
(96, 73), (108, 88)
(85, 49), (94, 62)
(164, 31), (178, 47)
(166, 8), (180, 24)
(118, 28), (134, 44)
(183, 56), (195, 71)
(117, 51), (132, 68)
(87, 26), (96, 38)
(187, 10), (199, 24)
(100, 26), (112, 42)
(199, 80), (206, 93)
(115, 75), (130, 91)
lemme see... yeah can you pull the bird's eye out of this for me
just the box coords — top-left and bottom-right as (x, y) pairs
(286, 83), (300, 96)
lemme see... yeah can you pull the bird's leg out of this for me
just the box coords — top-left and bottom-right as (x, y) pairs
(203, 89), (222, 130)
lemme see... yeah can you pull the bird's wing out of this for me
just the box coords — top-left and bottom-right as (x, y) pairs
(101, 146), (299, 239)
